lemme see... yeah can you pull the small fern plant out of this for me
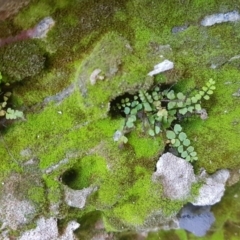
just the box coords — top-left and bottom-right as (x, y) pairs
(113, 79), (216, 162)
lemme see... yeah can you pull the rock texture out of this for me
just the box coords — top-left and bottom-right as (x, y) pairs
(153, 153), (196, 200)
(64, 185), (97, 209)
(147, 60), (174, 76)
(19, 217), (80, 240)
(0, 173), (37, 230)
(192, 169), (230, 206)
(153, 153), (230, 206)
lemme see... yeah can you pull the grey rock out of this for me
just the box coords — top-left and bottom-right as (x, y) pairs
(178, 203), (215, 237)
(64, 185), (97, 209)
(147, 60), (174, 77)
(201, 11), (240, 26)
(192, 169), (230, 206)
(0, 173), (37, 230)
(153, 153), (196, 200)
(18, 217), (80, 240)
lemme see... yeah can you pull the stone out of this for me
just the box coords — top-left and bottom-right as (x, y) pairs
(153, 153), (196, 200)
(147, 60), (174, 76)
(18, 217), (80, 240)
(0, 173), (37, 230)
(89, 69), (104, 85)
(64, 185), (97, 209)
(31, 17), (55, 39)
(192, 169), (230, 206)
(201, 11), (240, 26)
(178, 203), (215, 237)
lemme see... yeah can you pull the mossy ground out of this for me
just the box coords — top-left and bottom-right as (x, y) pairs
(0, 0), (240, 239)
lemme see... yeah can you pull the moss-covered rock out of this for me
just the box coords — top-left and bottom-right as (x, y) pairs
(0, 40), (45, 82)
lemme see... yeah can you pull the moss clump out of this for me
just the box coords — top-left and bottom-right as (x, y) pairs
(0, 40), (45, 82)
(63, 155), (108, 189)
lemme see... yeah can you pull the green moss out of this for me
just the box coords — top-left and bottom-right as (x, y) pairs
(28, 186), (46, 206)
(64, 155), (108, 189)
(0, 40), (45, 82)
(128, 125), (164, 159)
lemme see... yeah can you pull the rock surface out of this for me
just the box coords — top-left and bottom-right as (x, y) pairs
(147, 60), (174, 76)
(192, 169), (230, 206)
(18, 217), (80, 240)
(64, 185), (97, 209)
(201, 11), (240, 26)
(153, 153), (196, 200)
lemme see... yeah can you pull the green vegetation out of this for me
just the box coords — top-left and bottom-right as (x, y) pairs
(114, 79), (215, 162)
(0, 0), (239, 239)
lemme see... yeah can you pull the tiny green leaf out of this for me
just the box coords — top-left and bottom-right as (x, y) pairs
(179, 132), (187, 141)
(183, 139), (190, 146)
(187, 146), (194, 152)
(173, 139), (180, 147)
(148, 129), (155, 136)
(166, 130), (176, 139)
(203, 95), (210, 100)
(124, 107), (131, 115)
(181, 151), (188, 158)
(174, 124), (182, 134)
(179, 108), (188, 115)
(195, 104), (202, 111)
(143, 102), (152, 112)
(168, 101), (176, 109)
(177, 92), (185, 100)
(178, 145), (184, 153)
(155, 126), (161, 134)
(190, 151), (197, 157)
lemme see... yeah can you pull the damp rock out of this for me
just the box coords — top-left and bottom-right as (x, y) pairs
(201, 11), (240, 26)
(147, 60), (174, 77)
(64, 185), (97, 209)
(178, 203), (215, 237)
(153, 153), (196, 200)
(192, 169), (230, 206)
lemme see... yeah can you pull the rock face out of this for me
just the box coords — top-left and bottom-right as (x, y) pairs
(192, 169), (230, 206)
(153, 153), (196, 200)
(18, 217), (80, 240)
